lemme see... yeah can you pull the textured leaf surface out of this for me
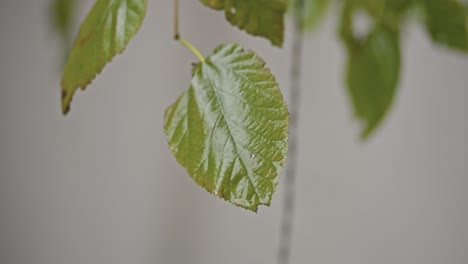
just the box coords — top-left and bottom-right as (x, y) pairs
(61, 0), (147, 114)
(199, 0), (287, 47)
(346, 27), (400, 138)
(423, 0), (468, 51)
(164, 44), (289, 211)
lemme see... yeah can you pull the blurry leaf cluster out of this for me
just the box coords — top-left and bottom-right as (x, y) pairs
(296, 0), (468, 138)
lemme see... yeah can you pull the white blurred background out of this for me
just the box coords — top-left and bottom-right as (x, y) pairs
(1, 1), (468, 264)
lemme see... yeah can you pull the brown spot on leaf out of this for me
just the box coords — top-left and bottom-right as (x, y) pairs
(78, 32), (95, 47)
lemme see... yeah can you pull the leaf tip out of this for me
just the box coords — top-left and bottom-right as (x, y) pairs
(61, 89), (71, 115)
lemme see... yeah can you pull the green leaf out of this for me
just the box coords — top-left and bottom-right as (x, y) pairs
(199, 0), (288, 47)
(61, 0), (148, 114)
(50, 0), (76, 42)
(301, 0), (330, 32)
(339, 1), (404, 139)
(339, 0), (413, 36)
(164, 44), (289, 211)
(345, 27), (400, 139)
(423, 0), (468, 51)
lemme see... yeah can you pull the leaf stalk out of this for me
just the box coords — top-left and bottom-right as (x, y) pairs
(173, 0), (205, 62)
(177, 37), (205, 62)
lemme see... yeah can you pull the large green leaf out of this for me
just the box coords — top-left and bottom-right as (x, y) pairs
(164, 44), (289, 211)
(199, 0), (288, 47)
(346, 27), (400, 139)
(61, 0), (148, 114)
(423, 0), (468, 51)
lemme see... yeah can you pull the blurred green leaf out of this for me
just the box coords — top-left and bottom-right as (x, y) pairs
(346, 27), (400, 138)
(61, 0), (148, 114)
(423, 0), (468, 51)
(50, 0), (76, 41)
(376, 0), (415, 28)
(338, 0), (355, 43)
(301, 0), (330, 31)
(385, 0), (415, 15)
(342, 0), (414, 33)
(164, 44), (289, 211)
(199, 0), (288, 47)
(340, 0), (402, 138)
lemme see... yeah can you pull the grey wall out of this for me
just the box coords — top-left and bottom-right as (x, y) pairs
(1, 1), (468, 264)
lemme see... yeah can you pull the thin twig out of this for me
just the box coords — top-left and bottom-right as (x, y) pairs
(174, 0), (179, 39)
(277, 0), (304, 263)
(173, 0), (204, 62)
